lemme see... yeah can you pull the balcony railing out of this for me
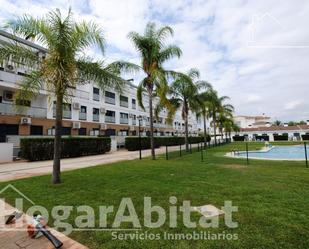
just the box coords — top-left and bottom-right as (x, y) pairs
(93, 93), (100, 101)
(120, 118), (129, 124)
(93, 114), (100, 122)
(0, 102), (47, 118)
(105, 116), (115, 123)
(132, 120), (136, 125)
(68, 87), (89, 100)
(120, 101), (129, 108)
(132, 104), (136, 109)
(105, 97), (116, 105)
(79, 112), (87, 120)
(53, 109), (71, 119)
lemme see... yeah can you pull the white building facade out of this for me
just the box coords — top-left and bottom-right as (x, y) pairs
(0, 30), (199, 142)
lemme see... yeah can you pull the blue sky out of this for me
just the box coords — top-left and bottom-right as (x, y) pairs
(1, 0), (309, 122)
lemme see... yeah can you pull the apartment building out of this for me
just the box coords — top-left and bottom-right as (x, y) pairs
(0, 30), (199, 141)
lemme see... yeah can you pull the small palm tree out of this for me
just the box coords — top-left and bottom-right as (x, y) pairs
(0, 9), (137, 184)
(128, 22), (182, 159)
(166, 69), (210, 151)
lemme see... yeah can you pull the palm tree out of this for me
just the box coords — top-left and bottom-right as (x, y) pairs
(166, 69), (210, 151)
(208, 91), (234, 145)
(195, 87), (214, 146)
(128, 22), (182, 159)
(0, 9), (137, 184)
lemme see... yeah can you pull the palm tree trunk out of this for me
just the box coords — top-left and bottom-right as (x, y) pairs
(149, 94), (155, 160)
(213, 114), (217, 145)
(52, 94), (63, 184)
(184, 102), (189, 152)
(203, 113), (207, 146)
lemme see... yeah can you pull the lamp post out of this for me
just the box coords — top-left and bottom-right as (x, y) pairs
(138, 115), (143, 160)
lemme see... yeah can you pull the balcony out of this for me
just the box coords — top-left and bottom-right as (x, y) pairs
(79, 112), (87, 120)
(0, 102), (47, 118)
(93, 93), (100, 101)
(105, 116), (115, 123)
(120, 118), (129, 124)
(68, 87), (89, 100)
(53, 109), (71, 119)
(120, 101), (129, 108)
(105, 97), (115, 105)
(0, 70), (24, 85)
(93, 114), (100, 122)
(132, 104), (136, 109)
(132, 119), (136, 125)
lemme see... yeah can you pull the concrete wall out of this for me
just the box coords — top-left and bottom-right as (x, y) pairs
(0, 143), (13, 163)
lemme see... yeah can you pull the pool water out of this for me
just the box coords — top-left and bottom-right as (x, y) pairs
(238, 145), (307, 160)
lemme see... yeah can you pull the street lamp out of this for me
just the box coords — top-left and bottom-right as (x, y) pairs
(138, 115), (143, 160)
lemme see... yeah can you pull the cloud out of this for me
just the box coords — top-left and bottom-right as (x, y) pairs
(0, 0), (308, 121)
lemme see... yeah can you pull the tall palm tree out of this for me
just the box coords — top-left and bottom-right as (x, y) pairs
(195, 87), (214, 146)
(128, 22), (182, 160)
(208, 91), (234, 145)
(0, 9), (137, 184)
(166, 69), (210, 151)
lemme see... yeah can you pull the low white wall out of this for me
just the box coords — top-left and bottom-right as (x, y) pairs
(0, 143), (13, 163)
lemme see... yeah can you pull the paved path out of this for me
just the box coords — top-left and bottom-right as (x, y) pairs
(0, 199), (88, 249)
(0, 145), (192, 182)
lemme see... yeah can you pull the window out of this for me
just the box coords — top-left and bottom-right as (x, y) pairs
(132, 99), (136, 109)
(93, 108), (100, 122)
(105, 91), (115, 105)
(120, 112), (129, 124)
(51, 126), (71, 136)
(105, 110), (115, 123)
(79, 106), (87, 120)
(120, 95), (129, 107)
(93, 87), (100, 101)
(30, 125), (43, 135)
(79, 127), (87, 136)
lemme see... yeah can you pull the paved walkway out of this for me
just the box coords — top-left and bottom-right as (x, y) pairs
(0, 145), (190, 182)
(0, 199), (88, 249)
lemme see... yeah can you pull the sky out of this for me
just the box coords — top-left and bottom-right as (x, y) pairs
(0, 0), (309, 122)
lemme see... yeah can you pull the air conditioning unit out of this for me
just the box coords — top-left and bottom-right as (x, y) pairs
(73, 102), (80, 110)
(72, 122), (81, 129)
(21, 117), (31, 125)
(100, 108), (106, 114)
(100, 123), (107, 130)
(3, 90), (13, 101)
(6, 64), (14, 72)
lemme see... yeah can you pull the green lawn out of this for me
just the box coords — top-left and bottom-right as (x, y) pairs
(1, 142), (309, 249)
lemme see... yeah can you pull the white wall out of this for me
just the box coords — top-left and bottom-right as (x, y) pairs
(0, 143), (13, 163)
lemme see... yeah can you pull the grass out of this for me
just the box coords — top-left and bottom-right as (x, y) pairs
(1, 142), (309, 248)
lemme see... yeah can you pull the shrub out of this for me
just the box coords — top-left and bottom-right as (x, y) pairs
(273, 135), (289, 141)
(302, 135), (309, 141)
(233, 135), (245, 141)
(255, 135), (269, 141)
(125, 136), (209, 151)
(20, 137), (111, 161)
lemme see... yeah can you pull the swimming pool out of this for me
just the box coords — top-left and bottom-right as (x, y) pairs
(236, 145), (307, 160)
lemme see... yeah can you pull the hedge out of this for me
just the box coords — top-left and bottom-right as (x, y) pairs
(125, 136), (210, 151)
(255, 135), (269, 141)
(273, 135), (289, 141)
(20, 137), (111, 161)
(302, 135), (309, 140)
(233, 136), (245, 141)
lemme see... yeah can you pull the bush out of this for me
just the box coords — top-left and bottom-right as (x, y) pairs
(273, 135), (289, 141)
(20, 137), (111, 161)
(233, 135), (245, 141)
(302, 135), (309, 140)
(125, 136), (209, 151)
(255, 135), (269, 141)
